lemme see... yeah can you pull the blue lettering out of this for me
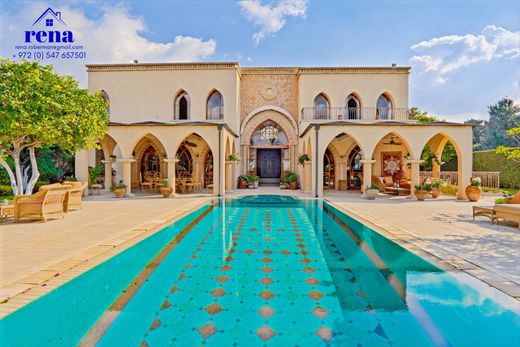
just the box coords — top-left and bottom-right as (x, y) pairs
(35, 31), (47, 42)
(24, 30), (75, 43)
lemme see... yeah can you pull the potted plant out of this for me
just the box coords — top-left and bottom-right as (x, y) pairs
(465, 177), (482, 202)
(283, 171), (298, 190)
(110, 183), (127, 198)
(159, 179), (173, 198)
(228, 153), (238, 161)
(298, 153), (310, 166)
(430, 178), (445, 198)
(365, 183), (379, 200)
(414, 184), (431, 201)
(247, 175), (259, 189)
(88, 166), (103, 185)
(238, 175), (248, 189)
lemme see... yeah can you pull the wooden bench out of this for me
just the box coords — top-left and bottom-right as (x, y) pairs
(472, 206), (496, 224)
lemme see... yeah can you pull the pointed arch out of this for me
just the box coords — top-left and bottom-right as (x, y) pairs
(206, 89), (224, 120)
(376, 92), (394, 120)
(314, 92), (330, 119)
(345, 92), (362, 120)
(174, 90), (190, 120)
(100, 90), (110, 116)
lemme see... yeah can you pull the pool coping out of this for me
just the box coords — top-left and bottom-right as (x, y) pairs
(325, 199), (520, 302)
(0, 198), (213, 319)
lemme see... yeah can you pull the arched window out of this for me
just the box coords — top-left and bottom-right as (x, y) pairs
(347, 146), (363, 189)
(204, 152), (213, 188)
(206, 90), (224, 120)
(250, 120), (288, 146)
(175, 91), (190, 120)
(141, 146), (160, 173)
(176, 145), (193, 178)
(346, 94), (361, 120)
(376, 94), (393, 120)
(324, 149), (335, 189)
(314, 94), (329, 119)
(100, 90), (110, 116)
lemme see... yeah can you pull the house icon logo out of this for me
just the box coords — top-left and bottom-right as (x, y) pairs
(32, 7), (67, 27)
(24, 7), (74, 43)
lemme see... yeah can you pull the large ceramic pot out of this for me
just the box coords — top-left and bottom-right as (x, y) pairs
(365, 189), (379, 200)
(431, 187), (441, 199)
(239, 180), (248, 189)
(160, 187), (173, 198)
(289, 181), (298, 190)
(113, 189), (126, 198)
(415, 190), (429, 201)
(280, 183), (287, 189)
(253, 181), (259, 189)
(465, 185), (482, 202)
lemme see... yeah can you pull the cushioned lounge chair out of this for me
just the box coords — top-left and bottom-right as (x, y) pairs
(14, 187), (68, 222)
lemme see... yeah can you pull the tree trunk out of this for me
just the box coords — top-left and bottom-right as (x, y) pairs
(0, 155), (19, 195)
(12, 146), (24, 195)
(25, 146), (40, 195)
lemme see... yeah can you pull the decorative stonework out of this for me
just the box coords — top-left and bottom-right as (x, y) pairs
(261, 86), (277, 100)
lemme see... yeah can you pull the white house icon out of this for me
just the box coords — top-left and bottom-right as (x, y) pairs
(32, 7), (66, 27)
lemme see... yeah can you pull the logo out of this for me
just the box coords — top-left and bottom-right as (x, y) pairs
(25, 7), (74, 43)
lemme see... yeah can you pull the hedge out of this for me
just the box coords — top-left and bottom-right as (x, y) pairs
(473, 149), (520, 188)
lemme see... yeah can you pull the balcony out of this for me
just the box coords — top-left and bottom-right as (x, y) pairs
(300, 107), (413, 122)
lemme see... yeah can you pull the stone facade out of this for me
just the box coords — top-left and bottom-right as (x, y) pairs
(240, 69), (299, 123)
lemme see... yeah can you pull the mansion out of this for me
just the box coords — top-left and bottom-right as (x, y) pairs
(75, 62), (473, 198)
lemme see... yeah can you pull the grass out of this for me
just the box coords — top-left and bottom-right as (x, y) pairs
(482, 187), (519, 196)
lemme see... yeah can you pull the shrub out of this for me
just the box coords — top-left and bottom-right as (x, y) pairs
(0, 185), (12, 196)
(473, 149), (520, 188)
(228, 154), (237, 161)
(110, 183), (127, 191)
(283, 171), (297, 184)
(414, 184), (432, 192)
(440, 184), (458, 196)
(298, 154), (310, 165)
(470, 177), (482, 187)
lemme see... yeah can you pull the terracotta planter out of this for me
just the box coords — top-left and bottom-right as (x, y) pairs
(289, 181), (298, 190)
(112, 189), (126, 198)
(160, 187), (173, 198)
(238, 180), (248, 189)
(365, 189), (379, 200)
(431, 187), (441, 199)
(415, 190), (429, 201)
(465, 185), (482, 202)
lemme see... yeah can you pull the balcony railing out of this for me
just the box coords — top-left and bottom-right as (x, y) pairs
(301, 107), (413, 121)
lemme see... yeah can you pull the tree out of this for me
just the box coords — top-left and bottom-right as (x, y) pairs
(485, 98), (520, 149)
(0, 59), (108, 195)
(411, 107), (443, 123)
(464, 118), (487, 150)
(496, 126), (520, 163)
(412, 107), (457, 170)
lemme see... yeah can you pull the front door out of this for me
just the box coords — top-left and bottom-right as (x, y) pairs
(257, 149), (281, 178)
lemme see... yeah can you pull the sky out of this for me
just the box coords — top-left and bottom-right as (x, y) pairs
(1, 0), (519, 122)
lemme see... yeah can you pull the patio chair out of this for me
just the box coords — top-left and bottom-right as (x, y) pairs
(62, 181), (87, 211)
(39, 183), (71, 212)
(14, 187), (68, 222)
(495, 204), (520, 229)
(140, 172), (154, 192)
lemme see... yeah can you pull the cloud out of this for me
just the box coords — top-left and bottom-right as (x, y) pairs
(0, 3), (216, 86)
(239, 0), (308, 44)
(410, 25), (520, 84)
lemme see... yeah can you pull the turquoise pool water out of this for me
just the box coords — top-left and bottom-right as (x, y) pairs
(1, 196), (519, 346)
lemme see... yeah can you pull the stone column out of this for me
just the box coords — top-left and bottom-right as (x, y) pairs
(408, 159), (423, 199)
(225, 161), (232, 193)
(360, 159), (376, 195)
(117, 158), (135, 196)
(305, 161), (312, 193)
(101, 159), (114, 191)
(75, 150), (89, 196)
(163, 158), (178, 196)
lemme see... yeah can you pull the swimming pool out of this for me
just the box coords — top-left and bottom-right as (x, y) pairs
(1, 196), (519, 346)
